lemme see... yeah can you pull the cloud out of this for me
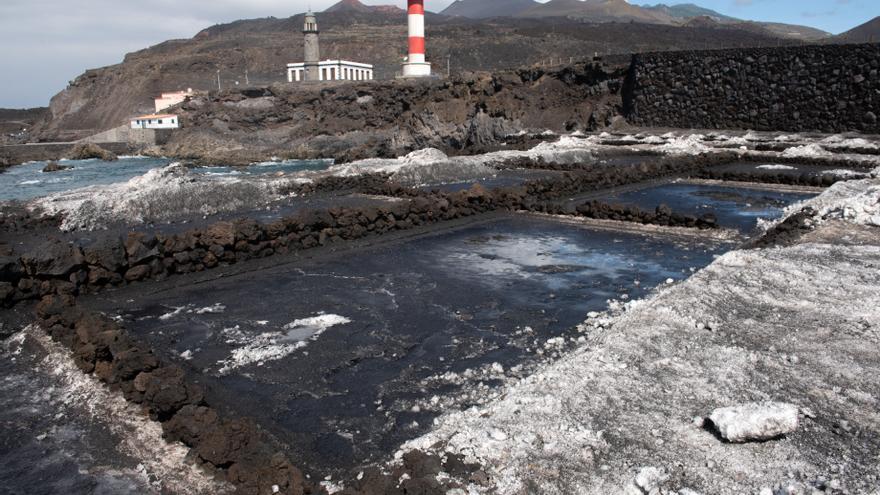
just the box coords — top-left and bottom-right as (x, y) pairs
(0, 0), (457, 107)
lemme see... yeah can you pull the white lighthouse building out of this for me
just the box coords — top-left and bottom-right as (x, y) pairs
(402, 0), (431, 77)
(287, 11), (374, 83)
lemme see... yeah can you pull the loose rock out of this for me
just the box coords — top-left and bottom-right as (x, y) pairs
(709, 402), (799, 442)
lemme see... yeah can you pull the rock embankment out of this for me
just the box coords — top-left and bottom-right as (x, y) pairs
(160, 63), (623, 165)
(0, 155), (720, 307)
(34, 294), (321, 495)
(66, 143), (117, 161)
(626, 43), (880, 133)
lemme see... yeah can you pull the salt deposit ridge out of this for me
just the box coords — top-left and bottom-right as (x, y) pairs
(18, 131), (880, 231)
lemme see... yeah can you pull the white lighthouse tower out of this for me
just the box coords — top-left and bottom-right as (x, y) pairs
(402, 0), (431, 77)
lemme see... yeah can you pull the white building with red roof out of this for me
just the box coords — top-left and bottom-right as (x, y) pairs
(130, 114), (179, 130)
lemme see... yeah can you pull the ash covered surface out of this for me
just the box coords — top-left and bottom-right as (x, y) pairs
(80, 215), (729, 477)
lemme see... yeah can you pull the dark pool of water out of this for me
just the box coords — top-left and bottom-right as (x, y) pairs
(86, 215), (730, 477)
(596, 182), (817, 233)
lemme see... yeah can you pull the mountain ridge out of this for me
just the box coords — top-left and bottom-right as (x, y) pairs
(833, 16), (880, 43)
(515, 0), (676, 24)
(324, 0), (404, 15)
(641, 3), (737, 22)
(441, 0), (539, 18)
(29, 10), (795, 141)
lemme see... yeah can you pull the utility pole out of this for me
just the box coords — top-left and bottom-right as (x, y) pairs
(216, 69), (222, 92)
(245, 69), (250, 86)
(447, 54), (451, 79)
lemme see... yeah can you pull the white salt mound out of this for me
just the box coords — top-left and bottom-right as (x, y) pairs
(757, 164), (796, 170)
(782, 144), (832, 159)
(709, 402), (799, 442)
(658, 134), (709, 155)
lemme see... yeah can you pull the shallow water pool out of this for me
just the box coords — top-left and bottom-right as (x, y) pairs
(86, 215), (730, 477)
(597, 182), (817, 233)
(0, 158), (333, 202)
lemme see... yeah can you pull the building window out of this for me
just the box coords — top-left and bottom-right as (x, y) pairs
(158, 120), (163, 124)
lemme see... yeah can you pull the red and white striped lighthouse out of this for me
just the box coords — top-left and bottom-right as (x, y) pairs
(402, 0), (431, 77)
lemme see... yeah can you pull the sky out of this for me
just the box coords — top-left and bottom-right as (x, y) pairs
(0, 0), (876, 109)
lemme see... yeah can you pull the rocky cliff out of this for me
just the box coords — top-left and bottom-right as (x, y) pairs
(32, 12), (786, 142)
(156, 63), (624, 165)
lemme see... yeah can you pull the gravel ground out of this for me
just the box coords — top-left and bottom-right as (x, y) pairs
(401, 179), (880, 494)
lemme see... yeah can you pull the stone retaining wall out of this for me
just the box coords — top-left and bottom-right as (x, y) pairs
(0, 141), (134, 166)
(0, 155), (721, 307)
(625, 43), (880, 133)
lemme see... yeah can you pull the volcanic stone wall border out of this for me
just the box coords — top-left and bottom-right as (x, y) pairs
(624, 43), (880, 133)
(0, 156), (722, 307)
(33, 295), (322, 495)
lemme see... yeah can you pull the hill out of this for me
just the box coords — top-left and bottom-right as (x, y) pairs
(441, 0), (539, 18)
(833, 16), (880, 44)
(31, 12), (790, 141)
(641, 3), (736, 22)
(324, 0), (404, 15)
(516, 0), (676, 24)
(754, 22), (830, 41)
(0, 107), (48, 145)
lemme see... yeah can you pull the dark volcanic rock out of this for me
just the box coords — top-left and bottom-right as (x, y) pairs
(84, 237), (127, 272)
(42, 161), (72, 172)
(139, 366), (205, 420)
(21, 241), (85, 278)
(65, 143), (118, 161)
(125, 234), (159, 265)
(626, 43), (880, 133)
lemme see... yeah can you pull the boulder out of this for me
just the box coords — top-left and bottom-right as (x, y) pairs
(205, 222), (236, 247)
(42, 161), (72, 173)
(66, 143), (117, 161)
(125, 234), (159, 265)
(194, 417), (258, 467)
(162, 404), (221, 445)
(83, 237), (127, 272)
(0, 255), (23, 283)
(709, 402), (799, 442)
(124, 265), (151, 282)
(140, 366), (205, 419)
(21, 241), (85, 278)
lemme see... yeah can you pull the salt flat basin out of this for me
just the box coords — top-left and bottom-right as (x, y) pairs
(596, 182), (817, 233)
(84, 215), (730, 477)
